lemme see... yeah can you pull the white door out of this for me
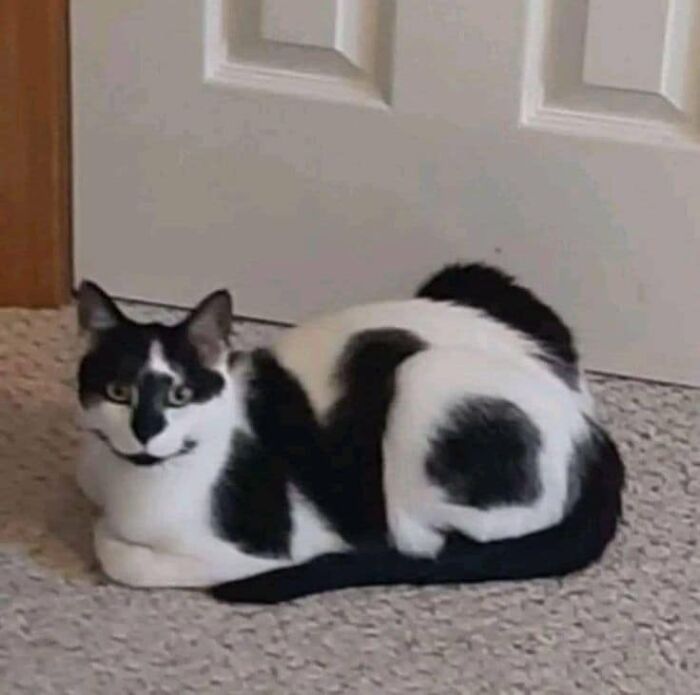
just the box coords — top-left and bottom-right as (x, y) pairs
(71, 0), (700, 386)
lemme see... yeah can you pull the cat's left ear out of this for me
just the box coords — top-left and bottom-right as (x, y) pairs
(77, 281), (125, 333)
(185, 289), (233, 364)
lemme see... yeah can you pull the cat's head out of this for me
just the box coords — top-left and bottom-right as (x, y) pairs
(76, 282), (234, 467)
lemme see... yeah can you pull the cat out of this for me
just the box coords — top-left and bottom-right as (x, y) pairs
(76, 263), (624, 604)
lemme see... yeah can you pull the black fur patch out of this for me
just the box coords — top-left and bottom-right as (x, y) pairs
(212, 430), (293, 557)
(426, 397), (542, 509)
(317, 329), (427, 544)
(212, 350), (322, 557)
(210, 420), (624, 604)
(212, 329), (425, 555)
(416, 263), (579, 388)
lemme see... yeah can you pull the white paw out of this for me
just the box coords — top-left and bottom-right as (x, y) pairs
(93, 519), (162, 587)
(389, 510), (445, 558)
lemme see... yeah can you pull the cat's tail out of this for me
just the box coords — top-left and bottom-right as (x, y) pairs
(416, 263), (579, 368)
(210, 424), (624, 605)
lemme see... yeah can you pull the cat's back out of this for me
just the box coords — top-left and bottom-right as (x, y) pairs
(273, 298), (545, 416)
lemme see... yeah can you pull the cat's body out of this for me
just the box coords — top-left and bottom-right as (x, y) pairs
(77, 264), (624, 603)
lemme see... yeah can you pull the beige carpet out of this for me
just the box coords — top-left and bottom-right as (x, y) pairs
(1, 305), (698, 694)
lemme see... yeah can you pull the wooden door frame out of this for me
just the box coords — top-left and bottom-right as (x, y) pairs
(0, 0), (71, 307)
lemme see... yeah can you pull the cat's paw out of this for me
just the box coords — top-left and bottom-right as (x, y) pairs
(388, 510), (445, 558)
(93, 519), (162, 587)
(93, 519), (216, 588)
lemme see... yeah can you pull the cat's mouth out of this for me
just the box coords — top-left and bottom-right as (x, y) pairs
(89, 430), (198, 467)
(125, 452), (166, 467)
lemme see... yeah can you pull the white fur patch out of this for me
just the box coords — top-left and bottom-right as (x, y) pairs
(148, 341), (179, 379)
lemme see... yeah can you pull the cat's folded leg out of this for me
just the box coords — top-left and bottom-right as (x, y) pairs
(94, 518), (202, 587)
(94, 518), (289, 588)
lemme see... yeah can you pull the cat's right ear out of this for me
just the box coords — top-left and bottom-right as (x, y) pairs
(77, 281), (124, 333)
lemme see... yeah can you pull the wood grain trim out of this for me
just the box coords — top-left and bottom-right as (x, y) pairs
(0, 0), (71, 307)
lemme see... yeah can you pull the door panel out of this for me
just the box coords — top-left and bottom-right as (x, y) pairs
(71, 1), (700, 385)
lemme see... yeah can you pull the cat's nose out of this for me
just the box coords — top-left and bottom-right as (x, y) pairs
(131, 408), (165, 445)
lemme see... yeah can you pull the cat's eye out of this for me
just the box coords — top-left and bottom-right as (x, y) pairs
(105, 382), (132, 404)
(168, 384), (193, 407)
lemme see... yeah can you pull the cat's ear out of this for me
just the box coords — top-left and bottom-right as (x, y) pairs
(77, 281), (124, 333)
(185, 289), (233, 364)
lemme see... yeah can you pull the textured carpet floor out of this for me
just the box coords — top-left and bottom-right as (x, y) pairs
(0, 305), (698, 694)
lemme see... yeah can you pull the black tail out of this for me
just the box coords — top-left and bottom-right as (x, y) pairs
(210, 425), (624, 605)
(416, 263), (578, 371)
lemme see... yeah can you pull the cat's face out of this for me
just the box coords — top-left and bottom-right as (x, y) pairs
(77, 282), (233, 467)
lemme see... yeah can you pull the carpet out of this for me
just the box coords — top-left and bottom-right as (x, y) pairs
(0, 305), (698, 694)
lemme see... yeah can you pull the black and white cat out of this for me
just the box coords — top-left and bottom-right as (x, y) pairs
(76, 264), (624, 604)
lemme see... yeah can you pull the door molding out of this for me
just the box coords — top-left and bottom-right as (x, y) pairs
(0, 0), (71, 307)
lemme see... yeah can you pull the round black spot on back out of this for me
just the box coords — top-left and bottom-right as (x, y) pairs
(426, 397), (542, 509)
